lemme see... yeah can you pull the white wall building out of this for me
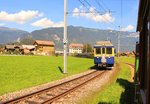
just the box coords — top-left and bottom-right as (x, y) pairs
(69, 43), (83, 54)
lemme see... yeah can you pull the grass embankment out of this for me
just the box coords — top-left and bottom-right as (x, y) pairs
(0, 56), (93, 95)
(84, 56), (135, 104)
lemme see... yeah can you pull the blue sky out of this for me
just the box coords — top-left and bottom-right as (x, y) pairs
(0, 0), (139, 32)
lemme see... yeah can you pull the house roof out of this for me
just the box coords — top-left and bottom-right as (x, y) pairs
(0, 48), (4, 51)
(34, 40), (55, 46)
(14, 45), (23, 49)
(22, 45), (35, 50)
(5, 45), (23, 49)
(5, 45), (14, 49)
(69, 43), (84, 48)
(95, 41), (114, 47)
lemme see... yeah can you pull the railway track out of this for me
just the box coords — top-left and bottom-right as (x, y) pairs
(1, 70), (106, 104)
(125, 63), (135, 69)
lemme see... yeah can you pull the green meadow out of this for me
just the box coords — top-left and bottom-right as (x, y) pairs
(0, 56), (93, 95)
(84, 56), (135, 104)
(89, 57), (134, 104)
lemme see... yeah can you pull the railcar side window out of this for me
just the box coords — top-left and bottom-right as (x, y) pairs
(96, 48), (101, 54)
(102, 48), (105, 54)
(106, 48), (112, 54)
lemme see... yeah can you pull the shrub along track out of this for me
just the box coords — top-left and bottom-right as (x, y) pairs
(0, 70), (107, 104)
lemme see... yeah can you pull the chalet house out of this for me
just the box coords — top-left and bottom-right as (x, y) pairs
(69, 43), (84, 54)
(55, 49), (64, 56)
(22, 45), (35, 54)
(5, 45), (23, 53)
(33, 40), (55, 55)
(0, 48), (4, 53)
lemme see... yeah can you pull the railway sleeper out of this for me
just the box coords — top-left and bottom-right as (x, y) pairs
(25, 100), (41, 104)
(39, 95), (50, 100)
(46, 93), (56, 97)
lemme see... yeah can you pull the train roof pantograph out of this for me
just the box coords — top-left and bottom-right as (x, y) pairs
(94, 41), (114, 47)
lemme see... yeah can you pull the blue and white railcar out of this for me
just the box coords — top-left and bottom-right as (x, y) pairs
(94, 41), (115, 67)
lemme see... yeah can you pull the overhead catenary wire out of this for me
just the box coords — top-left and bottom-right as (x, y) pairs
(76, 0), (124, 56)
(94, 0), (108, 12)
(68, 11), (104, 15)
(77, 0), (120, 29)
(94, 0), (115, 14)
(78, 0), (90, 11)
(83, 0), (92, 8)
(100, 0), (110, 11)
(121, 0), (123, 28)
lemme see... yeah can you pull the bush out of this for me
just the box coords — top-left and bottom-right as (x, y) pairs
(2, 51), (11, 54)
(13, 50), (21, 55)
(26, 52), (34, 55)
(73, 53), (94, 59)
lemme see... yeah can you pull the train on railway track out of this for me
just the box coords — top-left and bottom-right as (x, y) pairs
(93, 41), (115, 67)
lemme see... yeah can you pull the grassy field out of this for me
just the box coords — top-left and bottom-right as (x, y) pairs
(0, 56), (93, 95)
(82, 56), (135, 104)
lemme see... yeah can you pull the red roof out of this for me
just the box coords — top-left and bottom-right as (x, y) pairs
(69, 43), (83, 48)
(34, 40), (55, 46)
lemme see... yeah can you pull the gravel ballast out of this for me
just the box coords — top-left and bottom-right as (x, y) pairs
(0, 65), (119, 104)
(0, 69), (95, 102)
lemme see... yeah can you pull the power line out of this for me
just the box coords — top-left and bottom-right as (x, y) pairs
(78, 0), (89, 11)
(94, 0), (117, 27)
(94, 0), (107, 12)
(85, 0), (118, 27)
(77, 0), (118, 28)
(121, 0), (123, 28)
(83, 0), (92, 7)
(94, 0), (115, 14)
(100, 0), (109, 11)
(68, 11), (104, 15)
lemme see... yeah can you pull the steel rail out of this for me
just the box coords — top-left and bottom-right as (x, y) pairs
(125, 63), (135, 69)
(1, 70), (98, 104)
(42, 71), (106, 104)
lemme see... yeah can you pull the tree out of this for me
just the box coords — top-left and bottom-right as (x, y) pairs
(83, 43), (93, 53)
(20, 36), (34, 45)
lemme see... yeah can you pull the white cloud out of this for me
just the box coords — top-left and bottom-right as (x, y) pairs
(31, 18), (64, 28)
(72, 8), (79, 17)
(107, 27), (113, 30)
(72, 7), (115, 23)
(121, 25), (134, 31)
(127, 32), (139, 38)
(0, 10), (43, 24)
(0, 23), (5, 26)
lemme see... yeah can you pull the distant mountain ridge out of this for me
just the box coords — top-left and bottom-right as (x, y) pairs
(0, 27), (29, 43)
(0, 26), (139, 52)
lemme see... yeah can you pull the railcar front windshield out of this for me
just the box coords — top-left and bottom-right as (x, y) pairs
(106, 47), (112, 54)
(102, 48), (105, 54)
(96, 48), (101, 54)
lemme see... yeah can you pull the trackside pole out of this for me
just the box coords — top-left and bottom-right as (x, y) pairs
(117, 26), (120, 63)
(63, 0), (67, 74)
